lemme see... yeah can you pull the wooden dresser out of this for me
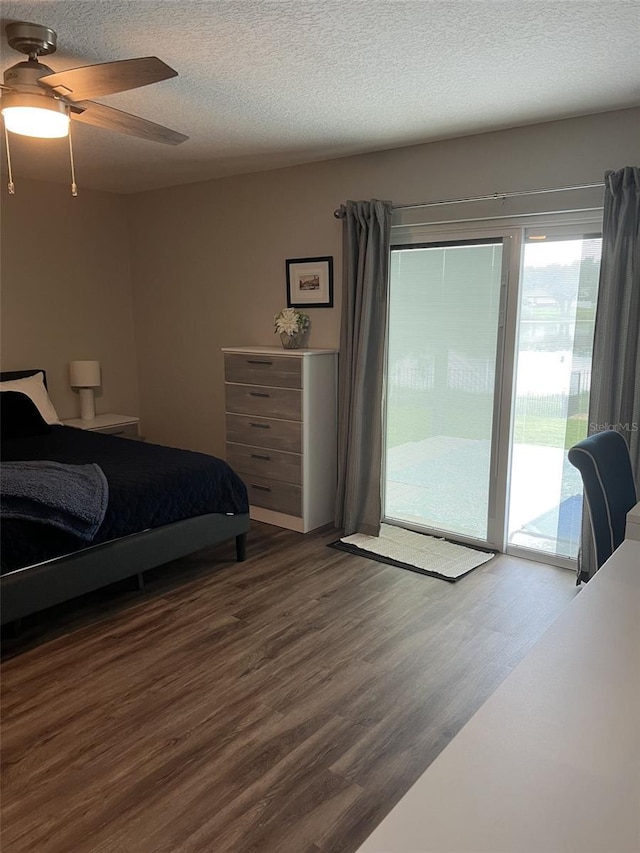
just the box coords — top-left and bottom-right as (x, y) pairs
(222, 346), (338, 532)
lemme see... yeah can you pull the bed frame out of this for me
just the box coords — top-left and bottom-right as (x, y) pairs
(0, 369), (250, 625)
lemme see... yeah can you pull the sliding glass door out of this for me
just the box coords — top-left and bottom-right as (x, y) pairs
(507, 229), (601, 559)
(385, 236), (509, 546)
(384, 222), (601, 564)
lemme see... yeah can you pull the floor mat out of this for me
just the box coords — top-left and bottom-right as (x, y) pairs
(329, 524), (495, 582)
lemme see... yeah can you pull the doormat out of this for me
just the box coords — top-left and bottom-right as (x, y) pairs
(329, 524), (495, 582)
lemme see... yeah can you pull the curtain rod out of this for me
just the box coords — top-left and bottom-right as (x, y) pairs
(333, 182), (604, 218)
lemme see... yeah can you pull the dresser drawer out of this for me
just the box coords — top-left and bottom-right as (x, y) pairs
(245, 476), (302, 517)
(224, 353), (302, 389)
(94, 422), (139, 439)
(225, 414), (302, 453)
(225, 383), (302, 421)
(226, 443), (302, 485)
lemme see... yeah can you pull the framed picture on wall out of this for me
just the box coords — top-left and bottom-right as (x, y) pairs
(286, 256), (334, 308)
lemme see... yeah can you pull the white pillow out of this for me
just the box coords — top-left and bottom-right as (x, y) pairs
(0, 372), (60, 424)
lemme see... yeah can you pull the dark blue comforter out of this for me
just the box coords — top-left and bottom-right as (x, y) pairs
(1, 426), (248, 573)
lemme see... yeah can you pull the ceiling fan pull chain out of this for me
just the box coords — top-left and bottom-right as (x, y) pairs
(4, 126), (15, 194)
(68, 123), (78, 197)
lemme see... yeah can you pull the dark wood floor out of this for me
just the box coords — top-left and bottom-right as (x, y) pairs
(1, 522), (576, 853)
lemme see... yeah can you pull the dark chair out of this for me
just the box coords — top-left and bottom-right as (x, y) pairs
(568, 430), (637, 570)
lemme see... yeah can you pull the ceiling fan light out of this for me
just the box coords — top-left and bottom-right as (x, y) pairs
(1, 93), (69, 138)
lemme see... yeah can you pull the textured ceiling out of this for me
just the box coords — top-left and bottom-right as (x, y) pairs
(1, 0), (639, 194)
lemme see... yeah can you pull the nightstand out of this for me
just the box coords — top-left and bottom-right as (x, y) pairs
(62, 414), (140, 440)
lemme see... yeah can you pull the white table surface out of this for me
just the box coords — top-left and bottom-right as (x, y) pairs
(627, 500), (640, 542)
(357, 538), (640, 853)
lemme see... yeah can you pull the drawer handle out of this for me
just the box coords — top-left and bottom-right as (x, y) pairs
(251, 484), (272, 492)
(247, 359), (273, 365)
(249, 392), (270, 398)
(249, 422), (270, 429)
(250, 453), (271, 461)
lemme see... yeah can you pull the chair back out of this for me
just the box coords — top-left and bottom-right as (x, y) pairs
(568, 430), (637, 569)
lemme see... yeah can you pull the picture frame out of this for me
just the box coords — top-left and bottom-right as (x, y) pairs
(286, 256), (334, 308)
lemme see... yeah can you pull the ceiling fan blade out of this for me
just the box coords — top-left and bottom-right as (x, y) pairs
(38, 57), (177, 102)
(71, 100), (188, 145)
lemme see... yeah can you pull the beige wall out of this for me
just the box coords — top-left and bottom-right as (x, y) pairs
(4, 111), (636, 450)
(129, 108), (640, 456)
(1, 177), (139, 420)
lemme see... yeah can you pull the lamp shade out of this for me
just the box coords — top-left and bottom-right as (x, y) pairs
(1, 92), (70, 139)
(69, 360), (101, 388)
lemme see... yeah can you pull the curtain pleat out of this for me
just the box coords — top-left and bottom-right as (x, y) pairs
(334, 200), (393, 536)
(578, 166), (640, 582)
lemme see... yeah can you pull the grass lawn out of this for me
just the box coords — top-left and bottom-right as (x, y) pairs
(512, 414), (587, 450)
(386, 405), (432, 448)
(387, 402), (588, 451)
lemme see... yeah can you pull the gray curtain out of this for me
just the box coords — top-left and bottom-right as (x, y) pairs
(335, 199), (393, 536)
(578, 166), (640, 582)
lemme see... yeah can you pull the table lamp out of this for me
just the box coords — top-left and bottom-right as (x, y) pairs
(69, 360), (101, 420)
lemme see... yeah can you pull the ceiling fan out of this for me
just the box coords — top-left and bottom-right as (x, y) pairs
(1, 21), (188, 145)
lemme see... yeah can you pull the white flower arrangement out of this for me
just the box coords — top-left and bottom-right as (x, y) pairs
(274, 307), (310, 336)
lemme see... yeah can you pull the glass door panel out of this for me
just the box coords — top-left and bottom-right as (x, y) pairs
(507, 231), (601, 559)
(384, 239), (504, 543)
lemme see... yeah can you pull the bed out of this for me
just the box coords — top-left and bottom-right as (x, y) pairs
(0, 369), (250, 626)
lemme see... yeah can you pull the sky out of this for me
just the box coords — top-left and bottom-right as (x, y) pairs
(524, 238), (597, 267)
